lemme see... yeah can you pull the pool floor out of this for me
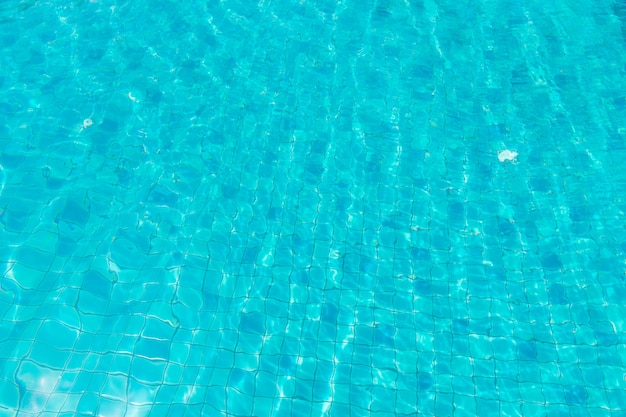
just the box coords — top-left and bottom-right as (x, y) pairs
(1, 0), (626, 415)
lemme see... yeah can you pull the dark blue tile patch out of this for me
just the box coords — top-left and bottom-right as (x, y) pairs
(417, 373), (434, 391)
(240, 312), (265, 335)
(452, 319), (470, 335)
(517, 340), (537, 360)
(548, 283), (568, 305)
(411, 247), (431, 260)
(147, 185), (178, 207)
(81, 270), (113, 300)
(320, 303), (338, 323)
(541, 252), (563, 270)
(279, 355), (296, 376)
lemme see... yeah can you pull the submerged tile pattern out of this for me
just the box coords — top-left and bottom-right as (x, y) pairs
(1, 0), (626, 415)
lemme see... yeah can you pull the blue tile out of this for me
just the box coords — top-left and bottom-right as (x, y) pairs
(517, 340), (537, 360)
(130, 357), (165, 384)
(135, 337), (170, 361)
(541, 252), (563, 270)
(0, 209), (29, 232)
(225, 387), (253, 416)
(81, 270), (113, 300)
(373, 323), (395, 348)
(565, 385), (588, 406)
(240, 312), (265, 335)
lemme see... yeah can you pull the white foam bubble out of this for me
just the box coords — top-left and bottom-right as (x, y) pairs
(498, 149), (518, 163)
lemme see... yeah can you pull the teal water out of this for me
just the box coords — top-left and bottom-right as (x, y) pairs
(1, 0), (626, 415)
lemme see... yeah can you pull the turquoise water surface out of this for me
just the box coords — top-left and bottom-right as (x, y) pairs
(1, 0), (626, 415)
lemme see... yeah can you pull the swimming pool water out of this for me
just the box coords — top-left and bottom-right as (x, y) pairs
(1, 0), (626, 415)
